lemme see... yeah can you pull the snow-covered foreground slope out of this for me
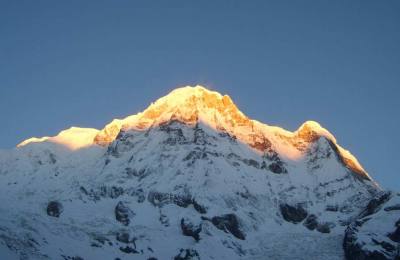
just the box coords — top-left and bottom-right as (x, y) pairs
(0, 86), (398, 259)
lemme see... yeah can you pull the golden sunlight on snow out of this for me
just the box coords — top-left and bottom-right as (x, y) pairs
(17, 136), (50, 147)
(17, 85), (370, 180)
(18, 127), (99, 150)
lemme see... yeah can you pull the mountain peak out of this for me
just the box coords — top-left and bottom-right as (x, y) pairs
(141, 85), (238, 121)
(94, 85), (250, 145)
(158, 85), (223, 102)
(296, 120), (336, 143)
(4, 85), (386, 260)
(16, 85), (371, 182)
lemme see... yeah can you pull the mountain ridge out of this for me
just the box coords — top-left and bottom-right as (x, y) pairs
(17, 85), (371, 182)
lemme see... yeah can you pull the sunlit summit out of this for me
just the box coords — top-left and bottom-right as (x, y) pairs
(18, 85), (369, 180)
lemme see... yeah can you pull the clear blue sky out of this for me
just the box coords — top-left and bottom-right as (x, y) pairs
(1, 1), (399, 190)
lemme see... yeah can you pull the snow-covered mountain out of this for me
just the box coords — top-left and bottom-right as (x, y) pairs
(0, 86), (398, 260)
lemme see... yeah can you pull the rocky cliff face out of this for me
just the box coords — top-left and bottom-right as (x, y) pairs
(0, 86), (397, 260)
(344, 192), (400, 260)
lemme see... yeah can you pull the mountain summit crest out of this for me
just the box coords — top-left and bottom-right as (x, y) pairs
(17, 85), (370, 181)
(94, 85), (249, 145)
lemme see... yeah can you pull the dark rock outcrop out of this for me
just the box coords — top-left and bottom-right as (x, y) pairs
(115, 202), (135, 226)
(263, 147), (288, 174)
(119, 246), (138, 254)
(207, 214), (245, 240)
(280, 204), (308, 224)
(303, 215), (333, 233)
(268, 162), (287, 174)
(193, 200), (207, 214)
(180, 218), (202, 242)
(303, 214), (318, 230)
(388, 219), (400, 242)
(46, 201), (63, 218)
(358, 191), (391, 218)
(147, 191), (206, 214)
(384, 204), (400, 212)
